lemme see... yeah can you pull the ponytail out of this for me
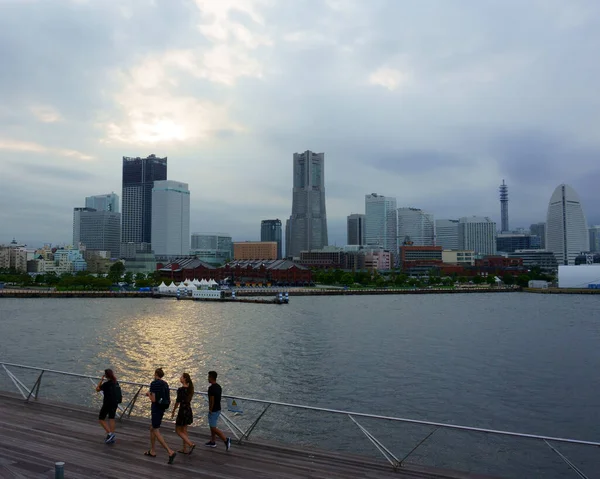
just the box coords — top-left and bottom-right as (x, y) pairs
(183, 373), (194, 403)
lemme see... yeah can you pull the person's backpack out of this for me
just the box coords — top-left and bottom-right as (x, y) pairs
(155, 381), (171, 410)
(115, 382), (123, 404)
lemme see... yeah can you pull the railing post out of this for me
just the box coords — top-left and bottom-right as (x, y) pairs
(54, 461), (65, 479)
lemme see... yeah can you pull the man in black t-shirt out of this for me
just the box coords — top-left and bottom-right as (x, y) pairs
(144, 368), (176, 464)
(205, 370), (231, 451)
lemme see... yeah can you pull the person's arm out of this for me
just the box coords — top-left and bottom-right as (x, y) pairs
(208, 395), (214, 413)
(171, 401), (180, 418)
(146, 382), (156, 402)
(95, 374), (105, 392)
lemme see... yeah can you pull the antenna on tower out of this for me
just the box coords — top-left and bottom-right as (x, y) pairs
(499, 179), (509, 233)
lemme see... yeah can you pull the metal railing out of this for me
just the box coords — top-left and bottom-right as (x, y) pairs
(0, 361), (597, 478)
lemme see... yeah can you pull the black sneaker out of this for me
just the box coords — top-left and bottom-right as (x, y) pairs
(106, 433), (116, 443)
(225, 437), (231, 451)
(104, 434), (111, 443)
(205, 441), (216, 448)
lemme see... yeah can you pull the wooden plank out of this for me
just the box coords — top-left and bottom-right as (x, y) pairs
(0, 392), (501, 479)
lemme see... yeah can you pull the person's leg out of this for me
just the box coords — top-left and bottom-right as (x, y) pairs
(99, 419), (110, 433)
(211, 426), (227, 442)
(151, 408), (175, 458)
(152, 428), (174, 456)
(175, 426), (187, 452)
(149, 427), (156, 455)
(181, 425), (194, 448)
(99, 405), (110, 434)
(108, 418), (116, 433)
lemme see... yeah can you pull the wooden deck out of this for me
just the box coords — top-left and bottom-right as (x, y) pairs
(0, 392), (500, 479)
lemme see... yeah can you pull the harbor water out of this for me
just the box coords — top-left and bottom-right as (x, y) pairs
(0, 293), (599, 478)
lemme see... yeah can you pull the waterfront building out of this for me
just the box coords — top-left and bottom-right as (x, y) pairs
(507, 249), (558, 273)
(364, 250), (392, 271)
(151, 180), (190, 256)
(85, 193), (119, 213)
(347, 214), (366, 246)
(395, 208), (435, 247)
(124, 253), (157, 275)
(545, 184), (589, 265)
(286, 150), (328, 258)
(260, 219), (283, 259)
(458, 216), (497, 255)
(365, 193), (397, 250)
(0, 240), (28, 272)
(589, 225), (600, 253)
(190, 233), (233, 266)
(558, 264), (600, 288)
(435, 219), (459, 250)
(496, 234), (540, 253)
(121, 154), (167, 251)
(530, 223), (546, 249)
(73, 207), (121, 258)
(442, 250), (475, 266)
(499, 180), (509, 233)
(399, 246), (443, 274)
(234, 241), (278, 260)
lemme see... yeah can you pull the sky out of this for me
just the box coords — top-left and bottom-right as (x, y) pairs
(1, 0), (600, 248)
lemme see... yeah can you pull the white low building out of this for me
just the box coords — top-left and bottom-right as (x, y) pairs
(558, 265), (600, 288)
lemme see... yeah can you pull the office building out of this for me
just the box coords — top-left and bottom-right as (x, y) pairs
(347, 214), (366, 246)
(458, 216), (497, 255)
(73, 207), (121, 258)
(150, 180), (190, 256)
(442, 250), (475, 266)
(365, 193), (397, 250)
(589, 226), (600, 253)
(435, 219), (459, 250)
(395, 208), (435, 247)
(190, 233), (233, 265)
(496, 234), (540, 253)
(234, 241), (278, 260)
(121, 154), (167, 248)
(85, 193), (119, 213)
(261, 219), (283, 259)
(499, 180), (509, 233)
(530, 223), (546, 249)
(286, 150), (328, 257)
(545, 184), (589, 265)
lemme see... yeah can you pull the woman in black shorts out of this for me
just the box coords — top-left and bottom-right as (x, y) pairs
(171, 372), (195, 454)
(96, 369), (118, 443)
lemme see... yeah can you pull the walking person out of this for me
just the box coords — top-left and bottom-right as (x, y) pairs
(96, 369), (120, 444)
(171, 372), (196, 454)
(144, 368), (177, 464)
(205, 370), (231, 451)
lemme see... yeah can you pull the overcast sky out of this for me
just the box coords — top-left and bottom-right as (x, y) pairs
(1, 0), (599, 247)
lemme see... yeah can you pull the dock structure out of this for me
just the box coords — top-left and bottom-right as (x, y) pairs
(0, 392), (497, 479)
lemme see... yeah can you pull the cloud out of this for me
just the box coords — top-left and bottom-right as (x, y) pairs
(30, 105), (62, 123)
(368, 67), (410, 91)
(0, 139), (93, 161)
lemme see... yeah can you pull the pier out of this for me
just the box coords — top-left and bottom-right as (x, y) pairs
(0, 392), (494, 479)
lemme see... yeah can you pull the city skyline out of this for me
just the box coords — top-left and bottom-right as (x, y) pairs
(2, 1), (600, 246)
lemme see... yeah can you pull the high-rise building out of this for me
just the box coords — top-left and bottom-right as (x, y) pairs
(234, 241), (278, 260)
(530, 222), (546, 249)
(121, 154), (167, 247)
(499, 180), (509, 233)
(73, 207), (121, 258)
(347, 214), (366, 246)
(589, 226), (600, 253)
(546, 184), (589, 265)
(285, 151), (328, 257)
(395, 208), (435, 247)
(458, 216), (497, 255)
(496, 234), (539, 253)
(435, 219), (459, 250)
(151, 180), (190, 256)
(190, 233), (233, 265)
(261, 219), (283, 259)
(85, 193), (120, 213)
(365, 193), (397, 250)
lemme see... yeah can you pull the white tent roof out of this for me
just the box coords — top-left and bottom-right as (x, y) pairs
(168, 282), (177, 288)
(186, 283), (197, 290)
(193, 278), (201, 285)
(208, 279), (218, 286)
(200, 279), (209, 285)
(158, 282), (167, 288)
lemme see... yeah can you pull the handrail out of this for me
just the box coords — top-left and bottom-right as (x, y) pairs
(1, 361), (598, 447)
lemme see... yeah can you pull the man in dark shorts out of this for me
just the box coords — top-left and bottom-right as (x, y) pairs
(205, 370), (231, 451)
(145, 368), (176, 464)
(96, 369), (118, 444)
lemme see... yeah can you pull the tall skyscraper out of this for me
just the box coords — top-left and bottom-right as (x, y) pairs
(261, 219), (283, 259)
(590, 225), (600, 253)
(347, 214), (366, 246)
(395, 208), (435, 247)
(286, 151), (328, 257)
(151, 180), (190, 256)
(85, 193), (119, 213)
(73, 207), (121, 258)
(499, 180), (509, 233)
(190, 233), (233, 265)
(458, 216), (497, 255)
(365, 193), (397, 250)
(530, 222), (546, 249)
(436, 219), (459, 250)
(121, 154), (167, 247)
(546, 184), (589, 265)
